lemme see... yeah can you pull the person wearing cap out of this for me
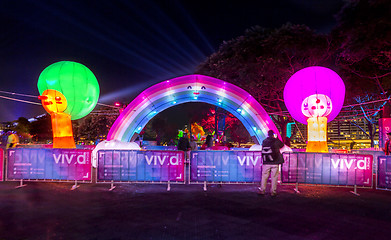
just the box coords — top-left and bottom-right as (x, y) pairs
(258, 130), (284, 197)
(384, 132), (391, 155)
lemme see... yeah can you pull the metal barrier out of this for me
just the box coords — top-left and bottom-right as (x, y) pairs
(377, 156), (391, 191)
(189, 151), (263, 190)
(6, 148), (92, 189)
(0, 148), (3, 181)
(96, 150), (185, 191)
(282, 152), (373, 194)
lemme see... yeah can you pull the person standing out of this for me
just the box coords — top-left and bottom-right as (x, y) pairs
(189, 136), (198, 151)
(178, 133), (191, 161)
(384, 132), (391, 155)
(201, 135), (213, 150)
(259, 130), (284, 197)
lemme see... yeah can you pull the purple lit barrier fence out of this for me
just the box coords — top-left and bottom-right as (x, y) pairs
(190, 151), (263, 184)
(6, 148), (92, 182)
(282, 152), (373, 191)
(377, 156), (391, 190)
(0, 148), (3, 181)
(351, 150), (384, 174)
(97, 150), (185, 184)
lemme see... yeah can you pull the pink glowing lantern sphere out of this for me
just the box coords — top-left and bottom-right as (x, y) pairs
(301, 94), (332, 118)
(284, 66), (345, 124)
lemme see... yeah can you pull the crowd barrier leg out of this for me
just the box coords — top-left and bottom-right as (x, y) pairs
(350, 185), (360, 196)
(203, 181), (207, 191)
(167, 181), (171, 192)
(109, 180), (116, 191)
(71, 180), (80, 190)
(15, 179), (27, 189)
(294, 182), (300, 193)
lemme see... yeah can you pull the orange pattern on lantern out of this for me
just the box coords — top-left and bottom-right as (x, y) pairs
(39, 89), (75, 148)
(39, 89), (68, 113)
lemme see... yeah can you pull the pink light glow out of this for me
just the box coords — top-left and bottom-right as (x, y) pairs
(284, 66), (345, 124)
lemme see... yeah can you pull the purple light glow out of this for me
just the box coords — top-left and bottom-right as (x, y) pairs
(284, 66), (345, 124)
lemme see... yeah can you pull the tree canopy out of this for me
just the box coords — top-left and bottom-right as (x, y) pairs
(332, 0), (391, 98)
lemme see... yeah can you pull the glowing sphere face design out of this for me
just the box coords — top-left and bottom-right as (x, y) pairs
(37, 61), (100, 120)
(40, 89), (68, 113)
(284, 66), (345, 124)
(301, 94), (332, 118)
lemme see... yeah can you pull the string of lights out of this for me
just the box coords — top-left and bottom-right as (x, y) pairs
(0, 95), (41, 105)
(1, 89), (390, 118)
(0, 90), (38, 98)
(0, 90), (120, 109)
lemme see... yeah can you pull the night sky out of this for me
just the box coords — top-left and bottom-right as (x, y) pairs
(0, 0), (344, 122)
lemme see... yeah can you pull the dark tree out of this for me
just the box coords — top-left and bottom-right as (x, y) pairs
(227, 120), (251, 147)
(331, 0), (391, 147)
(332, 0), (391, 95)
(74, 109), (117, 144)
(30, 114), (52, 143)
(143, 116), (177, 145)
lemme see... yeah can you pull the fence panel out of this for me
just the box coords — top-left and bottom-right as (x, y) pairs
(97, 150), (184, 183)
(351, 150), (384, 174)
(6, 148), (92, 182)
(282, 152), (372, 187)
(377, 156), (391, 190)
(190, 151), (263, 183)
(0, 148), (3, 181)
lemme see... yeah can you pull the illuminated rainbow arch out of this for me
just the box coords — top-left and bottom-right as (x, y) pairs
(107, 74), (280, 143)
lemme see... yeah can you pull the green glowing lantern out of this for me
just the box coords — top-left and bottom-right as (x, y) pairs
(37, 61), (100, 120)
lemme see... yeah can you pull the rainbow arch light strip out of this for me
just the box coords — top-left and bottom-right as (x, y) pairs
(107, 74), (280, 143)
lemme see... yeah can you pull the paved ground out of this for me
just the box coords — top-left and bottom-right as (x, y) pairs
(0, 181), (390, 240)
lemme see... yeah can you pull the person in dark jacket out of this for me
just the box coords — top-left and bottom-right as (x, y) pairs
(178, 133), (191, 161)
(178, 133), (191, 151)
(258, 130), (284, 196)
